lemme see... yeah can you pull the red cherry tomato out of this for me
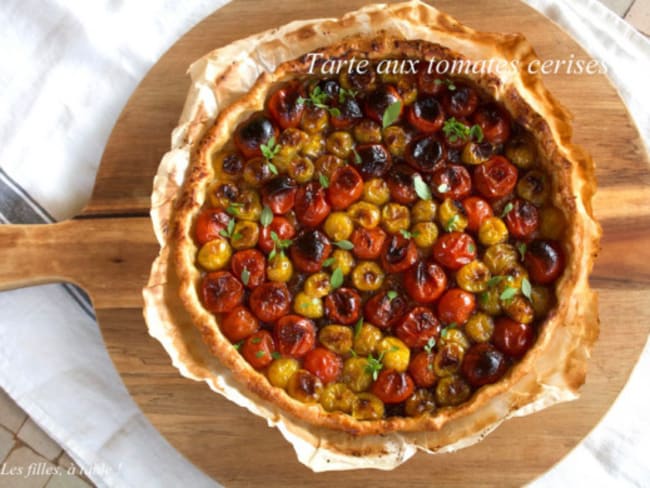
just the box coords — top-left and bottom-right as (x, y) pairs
(472, 103), (511, 144)
(354, 144), (393, 180)
(351, 227), (387, 260)
(295, 181), (331, 228)
(230, 249), (266, 289)
(493, 317), (535, 357)
(249, 282), (291, 323)
(327, 165), (364, 210)
(437, 288), (475, 325)
(258, 216), (296, 254)
(241, 330), (276, 369)
(371, 370), (415, 404)
(363, 291), (409, 329)
(504, 198), (540, 240)
(408, 352), (438, 388)
(220, 306), (260, 342)
(442, 118), (473, 149)
(195, 208), (231, 245)
(364, 85), (403, 124)
(441, 84), (479, 118)
(407, 97), (445, 133)
(403, 261), (448, 304)
(267, 83), (305, 129)
(289, 230), (332, 273)
(394, 307), (441, 348)
(431, 164), (472, 200)
(303, 347), (343, 384)
(432, 232), (477, 270)
(381, 235), (418, 273)
(416, 65), (445, 95)
(462, 196), (494, 232)
(386, 165), (418, 205)
(324, 288), (361, 325)
(331, 96), (363, 129)
(474, 156), (518, 199)
(200, 271), (244, 313)
(461, 343), (507, 387)
(233, 113), (279, 159)
(261, 176), (297, 215)
(274, 315), (316, 359)
(405, 135), (447, 173)
(524, 240), (565, 284)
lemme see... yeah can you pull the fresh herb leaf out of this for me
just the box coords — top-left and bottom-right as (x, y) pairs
(219, 218), (237, 238)
(437, 182), (450, 193)
(423, 337), (436, 353)
(322, 257), (335, 267)
(330, 268), (344, 289)
(447, 81), (456, 90)
(233, 341), (243, 351)
(349, 348), (358, 357)
(499, 287), (518, 302)
(501, 202), (514, 218)
(387, 290), (398, 301)
(255, 350), (266, 358)
(299, 85), (340, 117)
(521, 277), (532, 300)
(352, 148), (362, 165)
(354, 318), (363, 339)
(334, 240), (354, 250)
(241, 268), (250, 286)
(445, 214), (460, 232)
(251, 337), (262, 345)
(231, 232), (243, 241)
(487, 276), (504, 288)
(400, 229), (420, 239)
(443, 117), (473, 144)
(469, 124), (484, 143)
(319, 173), (329, 188)
(266, 161), (279, 175)
(271, 351), (281, 360)
(225, 202), (243, 216)
(365, 352), (385, 381)
(338, 87), (358, 104)
(260, 205), (273, 227)
(467, 243), (476, 253)
(479, 292), (489, 304)
(413, 173), (432, 200)
(517, 242), (527, 261)
(260, 136), (281, 162)
(382, 100), (402, 129)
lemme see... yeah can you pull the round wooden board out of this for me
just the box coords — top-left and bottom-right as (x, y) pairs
(91, 0), (650, 486)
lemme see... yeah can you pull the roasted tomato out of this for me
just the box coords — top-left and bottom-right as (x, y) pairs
(267, 83), (305, 129)
(261, 176), (297, 215)
(200, 271), (244, 313)
(472, 103), (511, 144)
(194, 208), (231, 245)
(437, 288), (475, 325)
(473, 156), (518, 199)
(331, 95), (364, 129)
(363, 290), (408, 329)
(327, 165), (364, 209)
(407, 97), (445, 133)
(230, 249), (266, 288)
(350, 227), (387, 260)
(381, 234), (418, 273)
(241, 330), (276, 369)
(504, 198), (539, 239)
(493, 317), (535, 357)
(461, 343), (507, 387)
(432, 232), (477, 270)
(274, 315), (316, 358)
(249, 282), (291, 322)
(395, 307), (441, 348)
(441, 84), (479, 118)
(290, 229), (332, 273)
(386, 164), (418, 205)
(354, 144), (393, 179)
(220, 305), (260, 343)
(364, 85), (403, 124)
(258, 216), (296, 254)
(371, 370), (415, 404)
(416, 64), (445, 95)
(405, 135), (447, 173)
(304, 347), (343, 384)
(233, 113), (279, 159)
(403, 261), (448, 304)
(431, 164), (472, 200)
(295, 181), (331, 228)
(408, 352), (438, 388)
(524, 240), (565, 284)
(324, 288), (362, 325)
(462, 196), (494, 232)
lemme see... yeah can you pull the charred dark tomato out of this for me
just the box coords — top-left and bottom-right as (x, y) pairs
(364, 85), (403, 124)
(221, 153), (244, 178)
(342, 68), (376, 92)
(331, 95), (363, 129)
(473, 103), (511, 144)
(290, 229), (332, 273)
(525, 240), (565, 285)
(474, 156), (518, 199)
(195, 208), (230, 245)
(220, 305), (260, 343)
(405, 135), (447, 173)
(230, 249), (266, 289)
(241, 330), (276, 369)
(327, 165), (364, 210)
(441, 84), (479, 118)
(267, 83), (305, 129)
(274, 315), (316, 359)
(258, 216), (295, 254)
(407, 97), (445, 133)
(416, 64), (445, 95)
(461, 343), (507, 387)
(431, 164), (472, 200)
(408, 352), (438, 388)
(249, 282), (291, 322)
(233, 113), (279, 159)
(304, 347), (343, 384)
(462, 196), (494, 232)
(294, 181), (331, 228)
(261, 176), (297, 215)
(395, 307), (441, 348)
(386, 164), (418, 205)
(504, 198), (539, 239)
(350, 227), (387, 260)
(432, 232), (477, 270)
(381, 234), (418, 273)
(403, 261), (448, 304)
(371, 370), (415, 404)
(363, 290), (408, 329)
(200, 271), (244, 313)
(493, 317), (535, 357)
(324, 288), (361, 325)
(354, 144), (392, 179)
(437, 288), (475, 325)
(315, 78), (340, 98)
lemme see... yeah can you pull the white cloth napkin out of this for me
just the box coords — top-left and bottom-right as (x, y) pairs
(0, 1), (648, 487)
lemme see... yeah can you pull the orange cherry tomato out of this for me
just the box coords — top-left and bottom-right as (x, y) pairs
(472, 103), (511, 144)
(504, 198), (539, 239)
(363, 85), (403, 124)
(200, 271), (244, 314)
(462, 196), (494, 232)
(220, 306), (260, 343)
(230, 249), (266, 289)
(267, 83), (305, 129)
(524, 240), (565, 284)
(354, 144), (393, 180)
(405, 134), (447, 173)
(473, 156), (518, 200)
(290, 229), (332, 273)
(274, 315), (316, 359)
(241, 330), (276, 369)
(441, 84), (479, 118)
(234, 113), (279, 159)
(371, 370), (415, 404)
(304, 347), (343, 384)
(261, 176), (297, 215)
(407, 97), (445, 133)
(258, 216), (296, 254)
(194, 208), (231, 245)
(431, 164), (472, 200)
(295, 181), (331, 228)
(408, 352), (438, 388)
(437, 288), (475, 325)
(403, 261), (448, 304)
(394, 306), (441, 348)
(249, 282), (291, 323)
(363, 290), (408, 329)
(324, 288), (361, 325)
(351, 227), (387, 260)
(327, 165), (364, 210)
(386, 164), (418, 205)
(493, 317), (535, 357)
(432, 232), (477, 271)
(381, 234), (418, 273)
(461, 343), (507, 387)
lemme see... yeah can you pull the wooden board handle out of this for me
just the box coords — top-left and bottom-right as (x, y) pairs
(0, 218), (158, 309)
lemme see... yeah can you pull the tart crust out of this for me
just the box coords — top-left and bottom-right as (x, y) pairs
(145, 0), (600, 469)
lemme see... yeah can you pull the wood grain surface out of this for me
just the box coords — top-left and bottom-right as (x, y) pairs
(1, 0), (649, 486)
